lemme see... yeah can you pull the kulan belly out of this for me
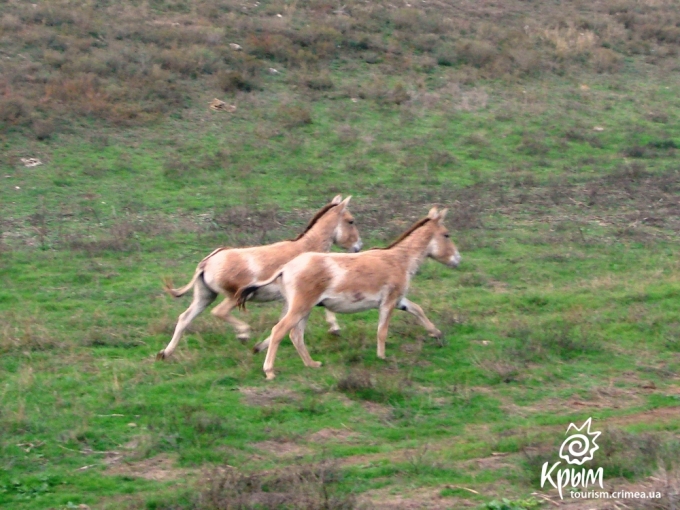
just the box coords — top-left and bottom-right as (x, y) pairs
(322, 293), (381, 314)
(250, 284), (283, 302)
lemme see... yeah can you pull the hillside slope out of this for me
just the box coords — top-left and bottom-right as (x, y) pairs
(1, 1), (680, 509)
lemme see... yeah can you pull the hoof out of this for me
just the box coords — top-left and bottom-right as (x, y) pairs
(377, 354), (386, 360)
(253, 343), (263, 354)
(265, 371), (276, 381)
(156, 350), (167, 361)
(328, 328), (341, 336)
(308, 361), (323, 368)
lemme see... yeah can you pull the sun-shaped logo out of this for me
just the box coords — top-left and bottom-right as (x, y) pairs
(558, 417), (601, 466)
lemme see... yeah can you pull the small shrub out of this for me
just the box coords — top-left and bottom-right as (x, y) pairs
(392, 8), (421, 30)
(591, 47), (623, 73)
(337, 369), (373, 395)
(458, 272), (489, 287)
(247, 33), (295, 62)
(504, 319), (600, 363)
(193, 462), (356, 510)
(0, 13), (22, 32)
(337, 368), (410, 404)
(390, 82), (410, 105)
(163, 159), (191, 180)
(465, 132), (489, 147)
(435, 43), (457, 66)
(84, 328), (143, 349)
(591, 429), (680, 480)
(476, 357), (520, 384)
(189, 412), (229, 434)
(485, 497), (542, 510)
(363, 52), (381, 64)
(336, 124), (358, 145)
(32, 119), (55, 140)
(67, 221), (139, 255)
(623, 144), (648, 158)
(412, 34), (440, 53)
(648, 139), (677, 150)
(343, 159), (372, 175)
(277, 104), (312, 128)
(302, 71), (334, 91)
(508, 48), (541, 75)
(647, 111), (669, 123)
(217, 70), (257, 93)
(0, 97), (32, 129)
(456, 39), (497, 68)
(428, 150), (457, 168)
(517, 136), (550, 156)
(0, 312), (56, 353)
(610, 161), (648, 181)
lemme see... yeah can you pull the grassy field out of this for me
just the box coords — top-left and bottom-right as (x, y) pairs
(2, 0), (680, 509)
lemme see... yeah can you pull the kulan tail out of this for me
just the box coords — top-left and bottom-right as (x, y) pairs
(163, 267), (203, 298)
(163, 247), (227, 298)
(235, 271), (283, 310)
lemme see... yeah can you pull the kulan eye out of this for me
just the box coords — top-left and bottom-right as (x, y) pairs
(348, 220), (354, 225)
(443, 233), (450, 238)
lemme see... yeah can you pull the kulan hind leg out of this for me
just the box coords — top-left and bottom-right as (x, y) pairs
(254, 302), (289, 354)
(157, 278), (217, 360)
(257, 306), (338, 354)
(289, 314), (322, 368)
(211, 296), (251, 342)
(262, 299), (310, 380)
(324, 309), (341, 335)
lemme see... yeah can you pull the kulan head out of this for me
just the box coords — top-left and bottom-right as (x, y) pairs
(330, 195), (362, 253)
(426, 207), (461, 268)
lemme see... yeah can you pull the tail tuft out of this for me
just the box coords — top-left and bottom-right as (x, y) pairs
(235, 285), (259, 310)
(162, 268), (204, 299)
(163, 277), (182, 298)
(235, 271), (284, 310)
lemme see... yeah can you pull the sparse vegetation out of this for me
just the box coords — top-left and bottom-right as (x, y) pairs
(2, 0), (680, 508)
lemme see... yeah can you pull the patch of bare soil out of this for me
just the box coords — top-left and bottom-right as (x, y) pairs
(606, 405), (680, 427)
(460, 452), (518, 472)
(308, 427), (356, 443)
(538, 385), (645, 413)
(239, 386), (300, 406)
(338, 449), (407, 468)
(361, 401), (392, 418)
(358, 486), (475, 509)
(105, 453), (191, 482)
(251, 440), (313, 459)
(500, 378), (677, 418)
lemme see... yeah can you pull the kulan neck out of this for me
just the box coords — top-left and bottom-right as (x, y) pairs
(296, 212), (337, 253)
(388, 226), (434, 275)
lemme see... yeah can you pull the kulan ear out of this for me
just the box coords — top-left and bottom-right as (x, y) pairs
(331, 195), (343, 205)
(339, 195), (352, 210)
(438, 208), (448, 221)
(427, 206), (439, 220)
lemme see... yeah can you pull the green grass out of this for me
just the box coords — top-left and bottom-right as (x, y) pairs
(3, 78), (680, 507)
(2, 2), (680, 508)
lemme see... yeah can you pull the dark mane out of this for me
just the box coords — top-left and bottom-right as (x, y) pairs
(291, 203), (338, 241)
(370, 217), (431, 250)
